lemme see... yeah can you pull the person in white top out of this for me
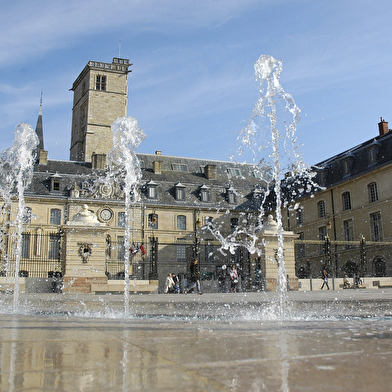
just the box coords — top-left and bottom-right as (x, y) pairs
(164, 273), (175, 294)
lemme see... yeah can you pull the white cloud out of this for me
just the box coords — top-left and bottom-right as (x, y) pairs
(0, 0), (264, 67)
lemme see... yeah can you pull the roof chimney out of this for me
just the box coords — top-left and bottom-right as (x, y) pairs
(204, 164), (217, 180)
(153, 160), (162, 174)
(91, 153), (107, 170)
(155, 150), (162, 155)
(378, 117), (389, 136)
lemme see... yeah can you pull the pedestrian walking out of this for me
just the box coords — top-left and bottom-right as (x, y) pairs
(185, 259), (202, 294)
(320, 269), (329, 290)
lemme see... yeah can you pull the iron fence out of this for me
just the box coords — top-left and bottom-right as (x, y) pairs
(294, 238), (392, 278)
(0, 232), (62, 278)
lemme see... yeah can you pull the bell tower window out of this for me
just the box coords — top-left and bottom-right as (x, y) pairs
(96, 75), (106, 91)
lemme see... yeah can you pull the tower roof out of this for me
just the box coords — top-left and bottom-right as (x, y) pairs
(35, 92), (44, 150)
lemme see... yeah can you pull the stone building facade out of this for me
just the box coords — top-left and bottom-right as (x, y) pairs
(0, 57), (300, 293)
(283, 119), (392, 281)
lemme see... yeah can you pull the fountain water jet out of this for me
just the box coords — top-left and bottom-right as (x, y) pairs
(104, 116), (146, 313)
(0, 123), (38, 311)
(207, 55), (316, 317)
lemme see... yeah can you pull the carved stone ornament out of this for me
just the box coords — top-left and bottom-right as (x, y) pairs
(78, 243), (92, 263)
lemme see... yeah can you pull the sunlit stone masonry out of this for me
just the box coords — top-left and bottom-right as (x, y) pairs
(1, 57), (391, 294)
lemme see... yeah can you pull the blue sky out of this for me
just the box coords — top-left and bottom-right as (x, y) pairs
(1, 0), (392, 166)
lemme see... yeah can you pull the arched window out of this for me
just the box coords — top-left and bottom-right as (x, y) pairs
(317, 200), (326, 219)
(368, 182), (378, 203)
(50, 209), (61, 225)
(342, 191), (351, 211)
(177, 215), (186, 230)
(148, 213), (158, 229)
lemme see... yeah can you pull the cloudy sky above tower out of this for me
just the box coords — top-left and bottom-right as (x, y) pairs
(1, 0), (392, 165)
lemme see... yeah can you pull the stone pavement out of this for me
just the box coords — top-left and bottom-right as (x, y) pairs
(1, 290), (392, 391)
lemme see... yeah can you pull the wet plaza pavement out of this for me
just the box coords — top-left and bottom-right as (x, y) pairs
(1, 289), (392, 391)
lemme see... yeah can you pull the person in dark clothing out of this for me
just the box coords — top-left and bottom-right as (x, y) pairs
(185, 259), (202, 294)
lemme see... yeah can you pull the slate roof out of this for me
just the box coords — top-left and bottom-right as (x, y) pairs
(314, 130), (392, 188)
(27, 153), (268, 212)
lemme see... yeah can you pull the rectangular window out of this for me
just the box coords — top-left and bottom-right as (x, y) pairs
(227, 168), (242, 177)
(21, 233), (30, 259)
(228, 192), (236, 204)
(368, 148), (376, 164)
(148, 186), (157, 199)
(177, 244), (186, 262)
(96, 75), (106, 91)
(230, 218), (239, 233)
(117, 237), (125, 261)
(343, 159), (350, 175)
(317, 201), (326, 219)
(50, 209), (61, 225)
(118, 212), (125, 227)
(48, 234), (60, 259)
(52, 179), (60, 191)
(201, 189), (210, 202)
(343, 219), (354, 242)
(177, 215), (186, 230)
(342, 192), (351, 211)
(172, 163), (188, 172)
(175, 187), (185, 201)
(296, 209), (303, 225)
(370, 212), (382, 242)
(368, 182), (378, 203)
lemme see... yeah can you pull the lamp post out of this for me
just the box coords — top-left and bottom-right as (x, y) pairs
(360, 235), (366, 277)
(149, 212), (158, 280)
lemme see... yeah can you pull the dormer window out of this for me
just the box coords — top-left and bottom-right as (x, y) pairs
(174, 183), (186, 201)
(50, 173), (62, 192)
(200, 185), (210, 202)
(368, 140), (380, 166)
(227, 186), (237, 204)
(227, 167), (242, 177)
(146, 180), (158, 199)
(172, 163), (188, 172)
(342, 151), (354, 176)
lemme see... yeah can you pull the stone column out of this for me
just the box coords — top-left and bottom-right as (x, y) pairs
(62, 204), (110, 294)
(260, 215), (299, 291)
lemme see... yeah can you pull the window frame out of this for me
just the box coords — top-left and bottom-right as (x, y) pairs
(177, 215), (186, 231)
(317, 200), (326, 219)
(342, 191), (351, 211)
(50, 208), (61, 225)
(368, 182), (378, 203)
(96, 75), (107, 91)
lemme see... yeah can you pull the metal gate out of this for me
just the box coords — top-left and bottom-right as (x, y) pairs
(0, 232), (63, 278)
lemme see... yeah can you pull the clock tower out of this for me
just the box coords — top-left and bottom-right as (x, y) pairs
(69, 58), (132, 162)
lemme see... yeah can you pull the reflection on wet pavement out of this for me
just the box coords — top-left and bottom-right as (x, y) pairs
(1, 291), (392, 391)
